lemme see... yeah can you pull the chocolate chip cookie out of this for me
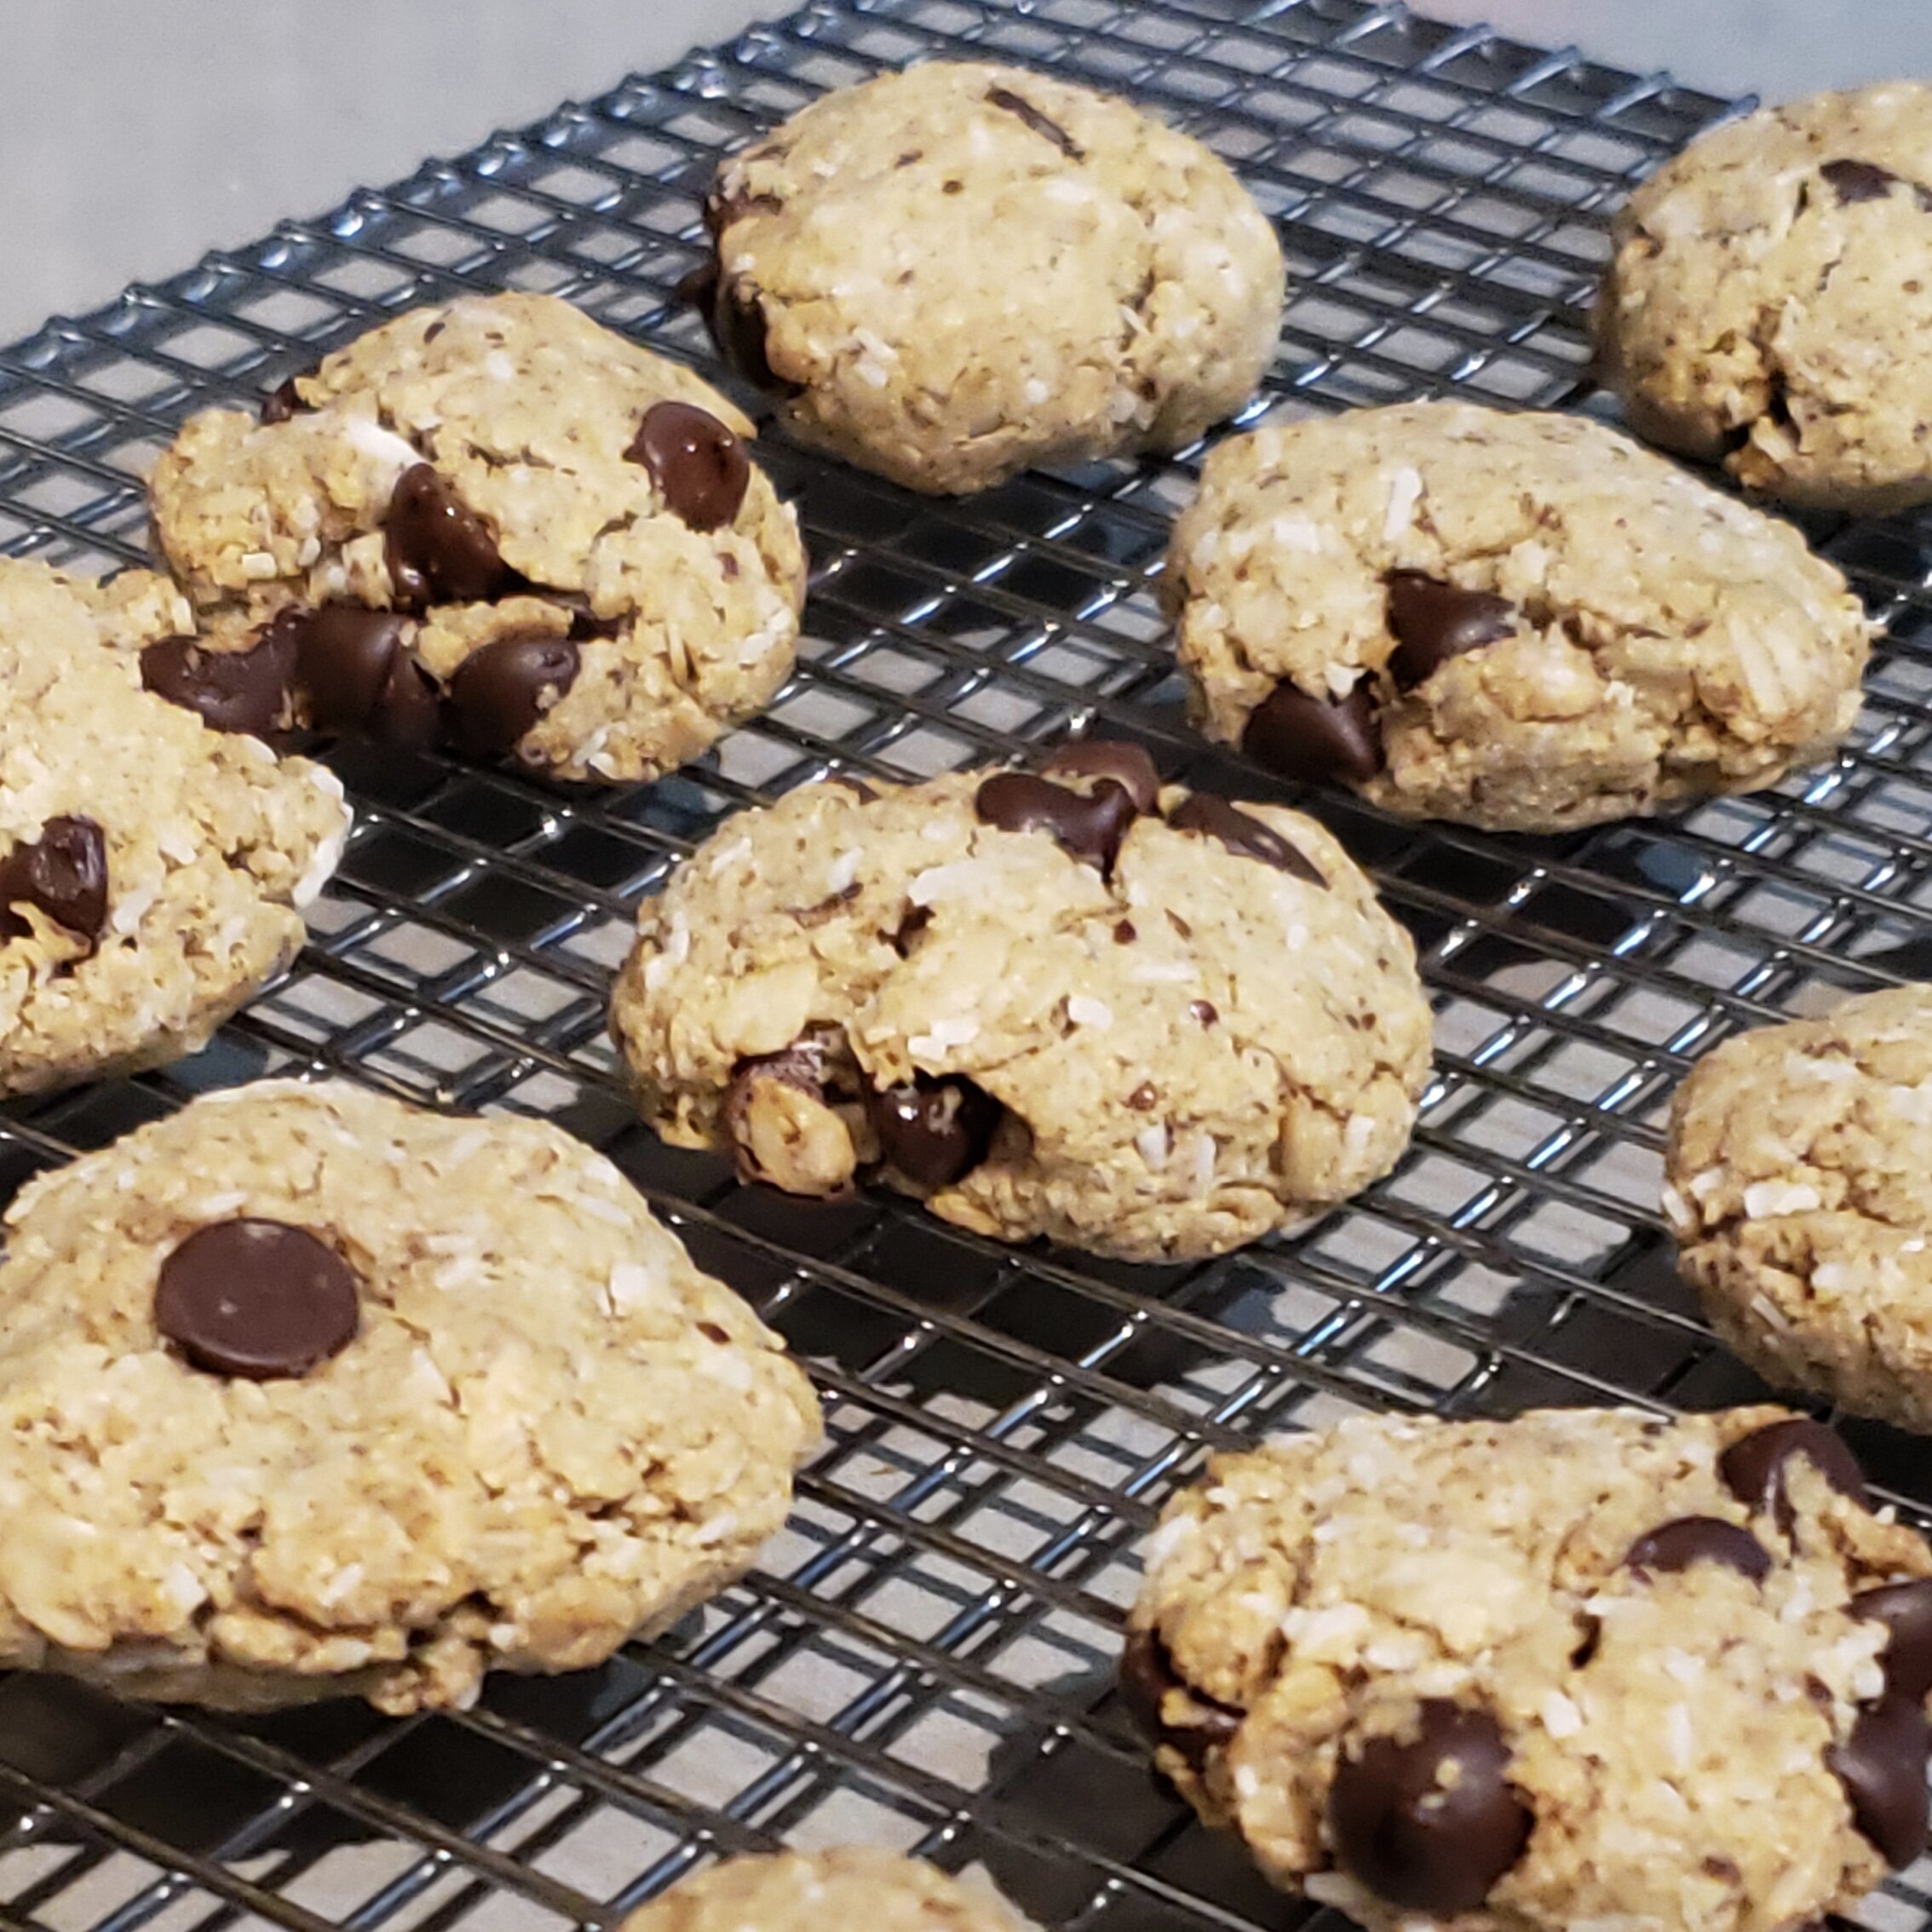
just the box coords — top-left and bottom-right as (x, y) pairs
(0, 1078), (821, 1712)
(695, 61), (1285, 494)
(0, 557), (348, 1098)
(147, 292), (806, 783)
(1665, 983), (1932, 1432)
(1164, 402), (1872, 831)
(609, 742), (1430, 1262)
(1126, 1406), (1932, 1932)
(1600, 83), (1932, 511)
(618, 1850), (1035, 1932)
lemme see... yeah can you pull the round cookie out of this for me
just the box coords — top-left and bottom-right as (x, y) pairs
(0, 557), (348, 1098)
(609, 742), (1431, 1262)
(1125, 1406), (1932, 1932)
(0, 1078), (822, 1713)
(618, 1850), (1035, 1932)
(1600, 83), (1932, 511)
(1665, 983), (1932, 1431)
(147, 291), (807, 784)
(695, 60), (1285, 494)
(1164, 402), (1872, 832)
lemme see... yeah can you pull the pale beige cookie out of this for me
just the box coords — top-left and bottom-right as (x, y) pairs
(0, 1078), (822, 1713)
(618, 1850), (1035, 1932)
(146, 291), (806, 783)
(697, 60), (1285, 493)
(1665, 983), (1932, 1431)
(1600, 83), (1932, 511)
(609, 743), (1430, 1262)
(1164, 402), (1871, 831)
(0, 557), (347, 1098)
(1126, 1406), (1932, 1932)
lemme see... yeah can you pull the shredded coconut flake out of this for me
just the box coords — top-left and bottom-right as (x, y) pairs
(1742, 1178), (1822, 1218)
(1382, 465), (1423, 539)
(1541, 1689), (1583, 1739)
(1067, 995), (1113, 1029)
(605, 1262), (664, 1313)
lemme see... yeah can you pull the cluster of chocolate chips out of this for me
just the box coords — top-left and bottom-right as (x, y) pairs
(154, 1217), (360, 1380)
(0, 815), (108, 952)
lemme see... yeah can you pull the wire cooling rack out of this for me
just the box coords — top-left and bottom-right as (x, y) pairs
(4, 3), (1932, 1932)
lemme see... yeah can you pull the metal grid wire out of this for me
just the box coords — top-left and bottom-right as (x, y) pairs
(1, 3), (1929, 1932)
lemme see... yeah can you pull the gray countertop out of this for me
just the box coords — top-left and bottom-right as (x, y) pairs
(4, 0), (1932, 346)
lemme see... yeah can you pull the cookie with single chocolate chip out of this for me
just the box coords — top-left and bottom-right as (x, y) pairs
(1164, 402), (1872, 831)
(1600, 83), (1932, 511)
(1126, 1406), (1932, 1932)
(0, 557), (348, 1098)
(1664, 983), (1932, 1432)
(695, 61), (1285, 494)
(609, 742), (1430, 1262)
(0, 1078), (821, 1712)
(147, 292), (806, 783)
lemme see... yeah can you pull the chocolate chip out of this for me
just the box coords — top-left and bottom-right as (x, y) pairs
(153, 1218), (359, 1381)
(1821, 158), (1903, 204)
(446, 634), (581, 758)
(1128, 1083), (1158, 1110)
(140, 616), (300, 737)
(384, 463), (517, 609)
(726, 1040), (834, 1182)
(985, 85), (1085, 161)
(1851, 1581), (1932, 1702)
(1243, 681), (1383, 785)
(627, 400), (751, 532)
(293, 606), (441, 747)
(704, 187), (785, 237)
(0, 816), (107, 948)
(1623, 1515), (1771, 1583)
(1041, 739), (1159, 814)
(866, 1075), (1001, 1189)
(975, 772), (1138, 873)
(1385, 572), (1518, 689)
(1189, 999), (1218, 1026)
(1328, 1703), (1532, 1913)
(1118, 1629), (1241, 1771)
(1113, 919), (1136, 944)
(260, 373), (312, 424)
(704, 277), (798, 395)
(1167, 793), (1325, 888)
(1719, 1418), (1869, 1531)
(1829, 1695), (1931, 1867)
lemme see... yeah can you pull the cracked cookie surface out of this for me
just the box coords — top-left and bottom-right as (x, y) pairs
(1126, 1406), (1932, 1932)
(1666, 983), (1932, 1431)
(1164, 402), (1871, 831)
(1600, 83), (1932, 511)
(609, 745), (1430, 1262)
(697, 60), (1285, 494)
(147, 292), (806, 783)
(0, 1078), (822, 1713)
(0, 557), (348, 1097)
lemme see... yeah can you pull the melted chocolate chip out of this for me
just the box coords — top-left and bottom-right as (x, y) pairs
(1386, 572), (1518, 689)
(446, 634), (581, 758)
(627, 400), (751, 532)
(1851, 1581), (1932, 1702)
(294, 606), (441, 747)
(1168, 794), (1325, 888)
(705, 278), (798, 395)
(260, 373), (313, 424)
(1243, 681), (1383, 785)
(866, 1075), (1001, 1189)
(154, 1218), (359, 1381)
(1623, 1515), (1771, 1583)
(985, 85), (1086, 161)
(1828, 1696), (1931, 1868)
(141, 618), (301, 738)
(1041, 740), (1160, 814)
(0, 816), (107, 947)
(384, 463), (517, 608)
(1329, 1703), (1531, 1913)
(975, 771), (1138, 874)
(1719, 1419), (1869, 1530)
(1821, 158), (1903, 204)
(1118, 1629), (1242, 1770)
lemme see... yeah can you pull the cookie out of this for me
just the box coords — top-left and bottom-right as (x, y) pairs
(1664, 983), (1932, 1432)
(1125, 1406), (1932, 1932)
(146, 292), (807, 784)
(695, 60), (1285, 494)
(609, 741), (1430, 1262)
(1164, 402), (1872, 832)
(0, 557), (348, 1098)
(1600, 83), (1932, 511)
(0, 1078), (821, 1712)
(618, 1850), (1034, 1932)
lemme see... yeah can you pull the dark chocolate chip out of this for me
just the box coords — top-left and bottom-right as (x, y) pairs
(1167, 793), (1325, 888)
(260, 373), (313, 424)
(975, 771), (1137, 873)
(1118, 1629), (1242, 1771)
(1851, 1580), (1932, 1702)
(1829, 1695), (1931, 1868)
(627, 400), (751, 532)
(676, 257), (722, 313)
(153, 1218), (359, 1381)
(1042, 739), (1160, 814)
(866, 1074), (1001, 1189)
(1189, 999), (1218, 1026)
(446, 634), (581, 759)
(985, 85), (1085, 160)
(1113, 918), (1136, 944)
(1328, 1703), (1532, 1913)
(705, 278), (799, 396)
(293, 606), (440, 746)
(1821, 158), (1903, 204)
(1243, 681), (1383, 785)
(1623, 1515), (1772, 1583)
(0, 816), (107, 948)
(1719, 1418), (1869, 1531)
(725, 1040), (832, 1182)
(1385, 572), (1519, 689)
(140, 615), (301, 738)
(383, 463), (516, 609)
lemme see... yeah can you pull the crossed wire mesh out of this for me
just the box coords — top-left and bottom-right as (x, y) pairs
(0, 3), (1927, 1932)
